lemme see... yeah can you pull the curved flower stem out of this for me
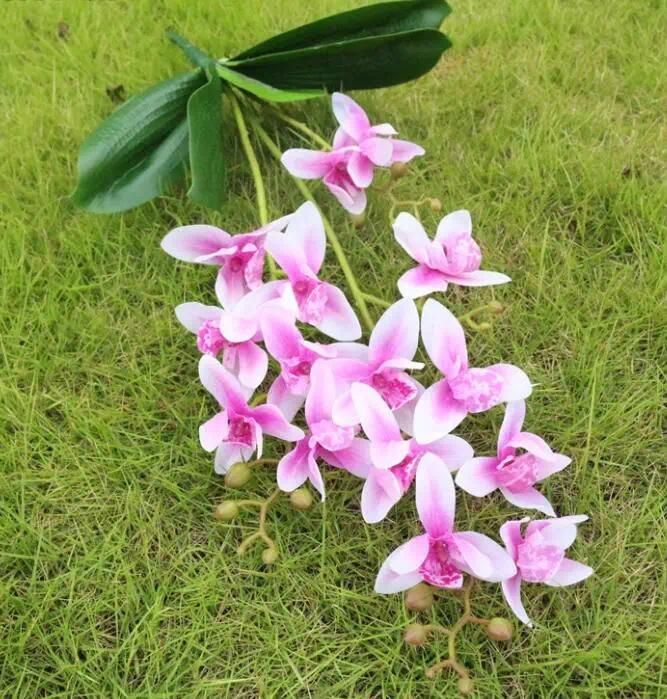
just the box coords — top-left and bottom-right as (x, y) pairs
(244, 458), (279, 468)
(251, 118), (375, 335)
(229, 92), (278, 280)
(423, 580), (490, 682)
(459, 301), (503, 332)
(236, 488), (281, 555)
(362, 292), (392, 309)
(268, 105), (332, 150)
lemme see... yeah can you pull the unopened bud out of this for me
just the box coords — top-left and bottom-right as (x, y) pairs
(290, 488), (313, 511)
(488, 300), (504, 315)
(405, 583), (434, 611)
(457, 677), (474, 695)
(429, 197), (443, 212)
(261, 547), (278, 565)
(403, 623), (428, 646)
(214, 501), (238, 521)
(390, 162), (409, 179)
(486, 617), (513, 641)
(224, 463), (252, 489)
(350, 212), (365, 229)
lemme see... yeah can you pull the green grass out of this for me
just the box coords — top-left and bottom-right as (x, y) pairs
(1, 0), (666, 696)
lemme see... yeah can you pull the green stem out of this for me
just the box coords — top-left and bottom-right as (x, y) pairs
(251, 119), (375, 334)
(229, 92), (277, 280)
(362, 292), (392, 309)
(269, 105), (332, 150)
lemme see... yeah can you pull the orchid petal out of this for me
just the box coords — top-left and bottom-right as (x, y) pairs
(276, 440), (311, 492)
(368, 297), (419, 365)
(393, 212), (432, 266)
(499, 520), (525, 560)
(413, 380), (468, 444)
(435, 210), (472, 243)
(325, 178), (367, 215)
(285, 201), (326, 275)
(370, 123), (398, 136)
(237, 342), (268, 390)
(387, 534), (431, 574)
(307, 449), (326, 501)
(347, 151), (374, 188)
(500, 486), (556, 517)
(453, 532), (517, 581)
(198, 411), (228, 452)
(315, 283), (362, 341)
(260, 309), (302, 360)
(332, 92), (371, 141)
(267, 375), (305, 423)
(389, 138), (425, 163)
(361, 468), (403, 523)
(535, 454), (572, 481)
(507, 431), (554, 460)
(545, 558), (593, 587)
(498, 400), (526, 456)
(161, 224), (230, 263)
(213, 442), (249, 475)
(416, 453), (455, 537)
(489, 363), (533, 403)
(374, 559), (424, 594)
(321, 438), (371, 479)
(370, 440), (411, 470)
(281, 148), (332, 179)
(175, 302), (222, 333)
(305, 360), (336, 425)
(360, 136), (392, 166)
(501, 575), (531, 626)
(397, 265), (449, 299)
(421, 299), (468, 376)
(448, 270), (511, 287)
(425, 435), (474, 472)
(251, 404), (304, 442)
(455, 456), (499, 496)
(198, 355), (248, 413)
(351, 382), (402, 442)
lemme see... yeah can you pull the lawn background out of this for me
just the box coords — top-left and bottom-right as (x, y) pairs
(1, 0), (665, 697)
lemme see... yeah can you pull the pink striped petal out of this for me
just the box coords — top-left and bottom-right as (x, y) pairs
(426, 435), (474, 472)
(368, 297), (419, 366)
(281, 148), (332, 179)
(498, 400), (526, 456)
(260, 310), (302, 360)
(161, 224), (231, 263)
(199, 411), (228, 452)
(351, 383), (402, 442)
(284, 201), (326, 274)
(213, 443), (249, 475)
(236, 342), (268, 390)
(421, 299), (468, 377)
(507, 431), (554, 460)
(325, 179), (367, 214)
(251, 404), (304, 442)
(501, 575), (531, 626)
(277, 440), (311, 492)
(313, 283), (362, 341)
(500, 486), (556, 517)
(416, 453), (456, 537)
(455, 456), (499, 496)
(389, 139), (425, 163)
(545, 558), (593, 587)
(361, 468), (403, 523)
(332, 92), (371, 141)
(453, 532), (517, 582)
(267, 375), (304, 422)
(393, 212), (432, 265)
(397, 265), (448, 299)
(435, 210), (472, 243)
(447, 270), (511, 287)
(499, 519), (525, 560)
(360, 136), (392, 166)
(347, 151), (374, 188)
(198, 355), (248, 413)
(535, 453), (571, 481)
(375, 559), (424, 594)
(387, 534), (430, 574)
(320, 438), (371, 479)
(413, 380), (467, 444)
(371, 123), (398, 136)
(175, 302), (222, 334)
(491, 363), (533, 404)
(305, 360), (336, 425)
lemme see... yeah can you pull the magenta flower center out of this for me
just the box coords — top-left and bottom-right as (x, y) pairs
(419, 537), (464, 588)
(390, 453), (419, 492)
(196, 320), (227, 355)
(227, 416), (255, 448)
(448, 367), (504, 413)
(369, 370), (417, 410)
(228, 255), (245, 273)
(496, 452), (539, 490)
(293, 280), (327, 326)
(516, 539), (564, 582)
(444, 232), (482, 274)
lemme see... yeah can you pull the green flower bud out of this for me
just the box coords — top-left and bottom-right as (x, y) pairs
(488, 300), (504, 315)
(262, 547), (278, 565)
(390, 162), (409, 179)
(224, 463), (252, 489)
(486, 617), (513, 641)
(429, 197), (443, 212)
(404, 583), (434, 612)
(457, 677), (474, 695)
(290, 488), (313, 511)
(350, 212), (365, 229)
(213, 501), (238, 521)
(403, 623), (428, 646)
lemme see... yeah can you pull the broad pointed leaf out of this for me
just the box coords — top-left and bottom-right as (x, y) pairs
(235, 0), (451, 60)
(229, 29), (451, 91)
(71, 70), (205, 213)
(216, 64), (324, 102)
(187, 70), (225, 209)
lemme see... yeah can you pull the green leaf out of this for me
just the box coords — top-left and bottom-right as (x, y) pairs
(229, 29), (451, 92)
(167, 30), (216, 70)
(235, 0), (450, 60)
(186, 70), (225, 209)
(71, 70), (206, 213)
(216, 64), (324, 102)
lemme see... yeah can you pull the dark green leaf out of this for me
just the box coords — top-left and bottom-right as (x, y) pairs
(187, 70), (225, 209)
(235, 0), (450, 60)
(71, 70), (205, 213)
(167, 30), (216, 70)
(216, 64), (323, 102)
(229, 29), (451, 92)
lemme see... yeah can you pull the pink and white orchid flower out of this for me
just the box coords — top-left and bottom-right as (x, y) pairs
(281, 93), (423, 214)
(198, 355), (304, 474)
(331, 298), (423, 425)
(260, 309), (338, 421)
(375, 454), (516, 593)
(265, 202), (361, 341)
(499, 516), (593, 626)
(456, 400), (570, 516)
(394, 210), (510, 299)
(161, 215), (291, 308)
(413, 299), (532, 443)
(351, 383), (473, 523)
(175, 301), (268, 390)
(276, 360), (370, 500)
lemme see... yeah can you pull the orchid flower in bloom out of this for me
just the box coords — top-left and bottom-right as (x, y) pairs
(198, 355), (304, 473)
(265, 202), (361, 340)
(281, 93), (424, 214)
(456, 400), (570, 516)
(394, 210), (511, 299)
(375, 454), (516, 593)
(161, 215), (291, 307)
(331, 298), (423, 426)
(260, 309), (338, 421)
(277, 360), (370, 500)
(350, 383), (473, 523)
(413, 299), (532, 443)
(499, 516), (593, 626)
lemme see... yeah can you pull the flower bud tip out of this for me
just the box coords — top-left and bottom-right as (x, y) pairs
(261, 547), (278, 565)
(290, 488), (313, 511)
(390, 162), (409, 179)
(403, 623), (428, 646)
(404, 583), (434, 611)
(429, 197), (443, 212)
(457, 677), (474, 695)
(486, 617), (513, 641)
(224, 463), (252, 489)
(214, 501), (238, 521)
(350, 212), (365, 228)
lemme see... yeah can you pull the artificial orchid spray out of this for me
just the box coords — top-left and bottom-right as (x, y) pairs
(161, 90), (593, 693)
